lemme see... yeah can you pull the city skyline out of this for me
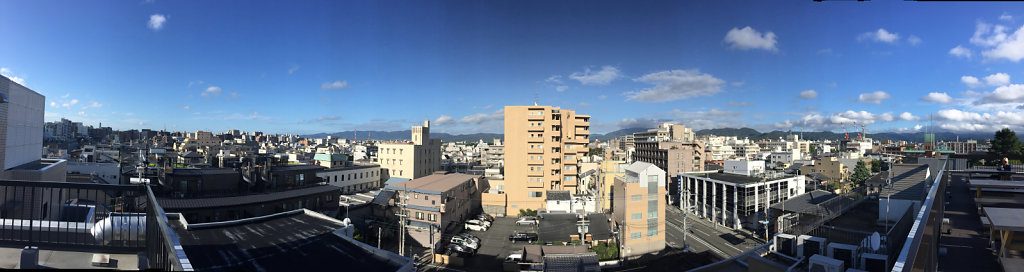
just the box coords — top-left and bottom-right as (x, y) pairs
(3, 1), (1024, 135)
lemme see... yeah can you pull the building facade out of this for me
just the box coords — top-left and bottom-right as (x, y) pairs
(631, 123), (704, 206)
(316, 164), (382, 194)
(680, 172), (806, 230)
(504, 105), (589, 215)
(378, 120), (442, 179)
(612, 162), (666, 258)
(387, 172), (481, 247)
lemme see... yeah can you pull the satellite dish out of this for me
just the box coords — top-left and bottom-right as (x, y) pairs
(869, 232), (881, 251)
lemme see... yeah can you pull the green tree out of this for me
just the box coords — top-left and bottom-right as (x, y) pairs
(871, 160), (881, 173)
(852, 161), (871, 187)
(809, 145), (816, 155)
(991, 128), (1024, 158)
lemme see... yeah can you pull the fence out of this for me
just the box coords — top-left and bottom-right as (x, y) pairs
(0, 180), (189, 270)
(892, 159), (948, 272)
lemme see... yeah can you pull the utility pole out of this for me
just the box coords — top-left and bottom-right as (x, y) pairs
(377, 227), (382, 249)
(399, 183), (408, 256)
(429, 225), (435, 264)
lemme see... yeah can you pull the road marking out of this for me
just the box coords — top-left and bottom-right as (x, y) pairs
(669, 213), (749, 255)
(666, 219), (728, 257)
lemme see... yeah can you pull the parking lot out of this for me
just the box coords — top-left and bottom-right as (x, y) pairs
(453, 216), (538, 271)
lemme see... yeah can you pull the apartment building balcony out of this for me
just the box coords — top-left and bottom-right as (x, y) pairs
(575, 127), (590, 135)
(527, 158), (544, 165)
(0, 180), (190, 270)
(527, 115), (544, 121)
(527, 148), (544, 154)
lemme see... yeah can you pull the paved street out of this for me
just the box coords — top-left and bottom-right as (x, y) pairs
(664, 205), (762, 259)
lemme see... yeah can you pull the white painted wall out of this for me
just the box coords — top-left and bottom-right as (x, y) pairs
(4, 80), (44, 170)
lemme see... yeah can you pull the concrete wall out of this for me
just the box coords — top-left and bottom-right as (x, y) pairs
(0, 77), (44, 171)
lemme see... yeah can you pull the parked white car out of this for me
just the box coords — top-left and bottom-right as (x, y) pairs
(450, 236), (479, 250)
(465, 220), (489, 231)
(515, 217), (538, 226)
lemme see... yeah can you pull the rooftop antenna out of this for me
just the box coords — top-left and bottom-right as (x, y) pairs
(534, 92), (539, 106)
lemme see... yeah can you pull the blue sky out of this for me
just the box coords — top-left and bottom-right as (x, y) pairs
(3, 1), (1024, 135)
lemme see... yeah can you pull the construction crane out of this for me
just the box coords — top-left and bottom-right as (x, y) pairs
(842, 122), (849, 140)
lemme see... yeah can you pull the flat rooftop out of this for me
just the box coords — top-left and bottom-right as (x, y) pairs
(685, 172), (794, 185)
(170, 209), (411, 272)
(386, 172), (478, 194)
(0, 246), (138, 269)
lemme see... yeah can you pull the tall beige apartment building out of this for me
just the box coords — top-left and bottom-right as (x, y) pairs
(504, 105), (589, 215)
(378, 120), (441, 179)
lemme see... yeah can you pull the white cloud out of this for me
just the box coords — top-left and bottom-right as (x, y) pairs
(949, 45), (973, 59)
(985, 72), (1011, 86)
(316, 115), (340, 121)
(858, 91), (891, 104)
(907, 35), (922, 46)
(148, 14), (167, 30)
(858, 28), (899, 43)
(921, 92), (953, 104)
(201, 86), (222, 97)
(556, 86), (568, 92)
(459, 109), (504, 125)
(976, 23), (1024, 62)
(936, 109), (984, 122)
(971, 22), (1009, 47)
(230, 92), (239, 98)
(288, 65), (300, 75)
(61, 93), (69, 99)
(80, 101), (102, 110)
(321, 80), (349, 90)
(598, 95), (607, 100)
(187, 80), (204, 88)
(798, 90), (818, 99)
(569, 66), (621, 85)
(962, 75), (984, 88)
(183, 105), (191, 111)
(1001, 13), (1014, 22)
(60, 99), (80, 108)
(76, 111), (86, 116)
(723, 26), (778, 52)
(625, 69), (725, 102)
(578, 102), (591, 107)
(899, 112), (920, 121)
(545, 75), (563, 84)
(980, 84), (1024, 104)
(0, 67), (25, 85)
(49, 102), (58, 107)
(434, 115), (454, 126)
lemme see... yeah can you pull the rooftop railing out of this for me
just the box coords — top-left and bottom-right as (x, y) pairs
(892, 159), (947, 272)
(0, 180), (190, 270)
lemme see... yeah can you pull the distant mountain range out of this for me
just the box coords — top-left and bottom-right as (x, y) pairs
(305, 127), (1007, 143)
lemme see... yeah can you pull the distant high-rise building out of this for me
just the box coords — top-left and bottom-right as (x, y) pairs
(631, 123), (704, 205)
(378, 120), (441, 179)
(504, 105), (590, 215)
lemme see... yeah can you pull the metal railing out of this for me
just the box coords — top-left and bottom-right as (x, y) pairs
(892, 159), (947, 272)
(0, 180), (189, 270)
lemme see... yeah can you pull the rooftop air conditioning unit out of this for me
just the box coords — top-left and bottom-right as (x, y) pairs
(808, 254), (844, 272)
(799, 235), (828, 259)
(773, 233), (797, 257)
(859, 253), (888, 272)
(828, 243), (859, 269)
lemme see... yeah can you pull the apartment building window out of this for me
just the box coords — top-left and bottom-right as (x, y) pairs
(631, 232), (641, 240)
(416, 212), (424, 220)
(428, 213), (436, 221)
(529, 191), (543, 198)
(631, 213), (641, 220)
(647, 219), (658, 236)
(631, 194), (641, 201)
